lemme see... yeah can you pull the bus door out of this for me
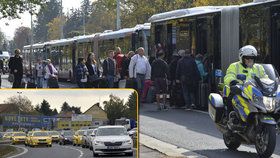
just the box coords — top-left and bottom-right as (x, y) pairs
(271, 5), (280, 73)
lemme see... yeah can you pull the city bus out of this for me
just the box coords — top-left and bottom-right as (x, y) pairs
(148, 0), (280, 95)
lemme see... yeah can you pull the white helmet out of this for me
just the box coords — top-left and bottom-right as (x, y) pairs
(239, 45), (258, 63)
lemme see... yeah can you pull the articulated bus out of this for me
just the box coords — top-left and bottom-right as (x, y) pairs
(23, 23), (150, 81)
(148, 0), (280, 94)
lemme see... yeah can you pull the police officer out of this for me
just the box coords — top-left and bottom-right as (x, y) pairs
(224, 45), (267, 118)
(224, 45), (266, 87)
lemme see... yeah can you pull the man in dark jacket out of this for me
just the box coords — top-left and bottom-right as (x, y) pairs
(176, 49), (201, 109)
(151, 52), (169, 110)
(8, 49), (23, 88)
(102, 50), (116, 88)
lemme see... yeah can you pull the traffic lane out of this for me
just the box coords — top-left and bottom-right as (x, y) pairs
(12, 144), (83, 158)
(140, 104), (280, 158)
(78, 146), (137, 158)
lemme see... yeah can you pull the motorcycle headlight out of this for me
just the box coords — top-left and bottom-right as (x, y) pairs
(263, 97), (276, 112)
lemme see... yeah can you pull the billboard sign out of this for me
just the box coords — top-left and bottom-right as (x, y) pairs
(0, 114), (56, 128)
(71, 114), (92, 121)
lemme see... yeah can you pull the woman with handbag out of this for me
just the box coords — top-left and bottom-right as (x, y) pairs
(44, 59), (59, 88)
(75, 57), (88, 88)
(86, 53), (100, 88)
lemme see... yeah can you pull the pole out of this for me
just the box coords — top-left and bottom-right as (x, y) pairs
(60, 0), (64, 39)
(83, 10), (85, 35)
(17, 92), (22, 130)
(116, 0), (121, 30)
(30, 4), (34, 76)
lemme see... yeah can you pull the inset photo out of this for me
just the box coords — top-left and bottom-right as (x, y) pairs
(0, 89), (138, 158)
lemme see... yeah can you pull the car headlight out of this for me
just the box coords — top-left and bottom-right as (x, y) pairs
(263, 96), (276, 112)
(124, 139), (132, 144)
(94, 140), (103, 145)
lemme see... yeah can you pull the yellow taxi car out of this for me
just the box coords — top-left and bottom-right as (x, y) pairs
(29, 131), (52, 147)
(73, 130), (85, 146)
(3, 132), (13, 140)
(11, 132), (26, 144)
(47, 131), (60, 143)
(25, 131), (34, 146)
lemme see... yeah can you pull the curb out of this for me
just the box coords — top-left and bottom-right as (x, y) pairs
(140, 133), (207, 158)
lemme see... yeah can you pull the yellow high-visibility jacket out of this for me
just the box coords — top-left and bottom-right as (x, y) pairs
(224, 62), (266, 86)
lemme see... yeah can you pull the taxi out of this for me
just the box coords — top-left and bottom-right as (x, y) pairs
(11, 132), (26, 144)
(47, 131), (60, 143)
(25, 131), (34, 146)
(29, 131), (52, 147)
(3, 132), (13, 140)
(73, 130), (85, 146)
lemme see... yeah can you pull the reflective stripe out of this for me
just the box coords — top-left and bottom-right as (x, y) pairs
(256, 64), (261, 77)
(236, 63), (239, 75)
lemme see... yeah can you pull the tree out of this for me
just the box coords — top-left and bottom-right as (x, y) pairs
(39, 100), (53, 116)
(13, 26), (31, 50)
(63, 9), (84, 38)
(4, 95), (33, 113)
(71, 106), (82, 114)
(60, 102), (71, 113)
(125, 91), (137, 120)
(193, 0), (251, 6)
(0, 29), (6, 50)
(104, 94), (127, 125)
(0, 0), (45, 18)
(47, 16), (66, 40)
(34, 0), (61, 42)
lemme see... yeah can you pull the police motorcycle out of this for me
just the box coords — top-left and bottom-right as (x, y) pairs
(209, 64), (280, 158)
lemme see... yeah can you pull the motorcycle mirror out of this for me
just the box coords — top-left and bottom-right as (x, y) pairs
(237, 74), (246, 81)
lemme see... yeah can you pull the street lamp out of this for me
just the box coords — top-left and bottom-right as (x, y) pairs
(17, 91), (22, 130)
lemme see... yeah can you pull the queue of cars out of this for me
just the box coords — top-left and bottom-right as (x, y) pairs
(1, 125), (136, 157)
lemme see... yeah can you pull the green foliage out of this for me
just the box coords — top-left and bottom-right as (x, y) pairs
(35, 99), (57, 116)
(0, 29), (6, 50)
(60, 101), (81, 114)
(13, 26), (31, 51)
(193, 0), (252, 6)
(34, 0), (60, 42)
(0, 0), (45, 18)
(63, 9), (84, 37)
(125, 91), (137, 120)
(104, 94), (127, 125)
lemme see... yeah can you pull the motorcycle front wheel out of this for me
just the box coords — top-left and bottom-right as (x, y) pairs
(223, 133), (241, 150)
(255, 124), (276, 158)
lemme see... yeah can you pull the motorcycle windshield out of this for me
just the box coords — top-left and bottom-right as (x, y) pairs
(254, 64), (279, 96)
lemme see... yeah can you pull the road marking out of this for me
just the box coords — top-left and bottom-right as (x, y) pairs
(60, 146), (84, 158)
(191, 109), (209, 115)
(140, 133), (206, 158)
(7, 145), (28, 158)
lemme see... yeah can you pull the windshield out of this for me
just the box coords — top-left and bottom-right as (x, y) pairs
(14, 133), (26, 136)
(63, 131), (74, 136)
(33, 132), (48, 137)
(49, 131), (59, 135)
(253, 64), (279, 96)
(87, 129), (94, 135)
(97, 127), (127, 136)
(76, 130), (85, 135)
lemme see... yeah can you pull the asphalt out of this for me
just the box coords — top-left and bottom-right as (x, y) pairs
(8, 144), (136, 158)
(140, 103), (280, 158)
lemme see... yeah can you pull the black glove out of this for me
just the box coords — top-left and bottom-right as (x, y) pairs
(230, 80), (239, 86)
(230, 85), (242, 95)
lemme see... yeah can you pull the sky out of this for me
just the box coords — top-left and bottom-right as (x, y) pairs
(0, 89), (135, 113)
(0, 0), (85, 40)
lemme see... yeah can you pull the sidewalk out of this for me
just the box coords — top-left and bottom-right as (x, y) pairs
(140, 144), (168, 158)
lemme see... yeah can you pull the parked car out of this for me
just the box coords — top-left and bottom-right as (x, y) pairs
(73, 130), (85, 146)
(93, 126), (133, 156)
(59, 130), (74, 145)
(29, 131), (52, 147)
(11, 132), (26, 144)
(47, 131), (60, 143)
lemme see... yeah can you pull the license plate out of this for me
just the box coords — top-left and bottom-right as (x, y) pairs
(107, 146), (119, 149)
